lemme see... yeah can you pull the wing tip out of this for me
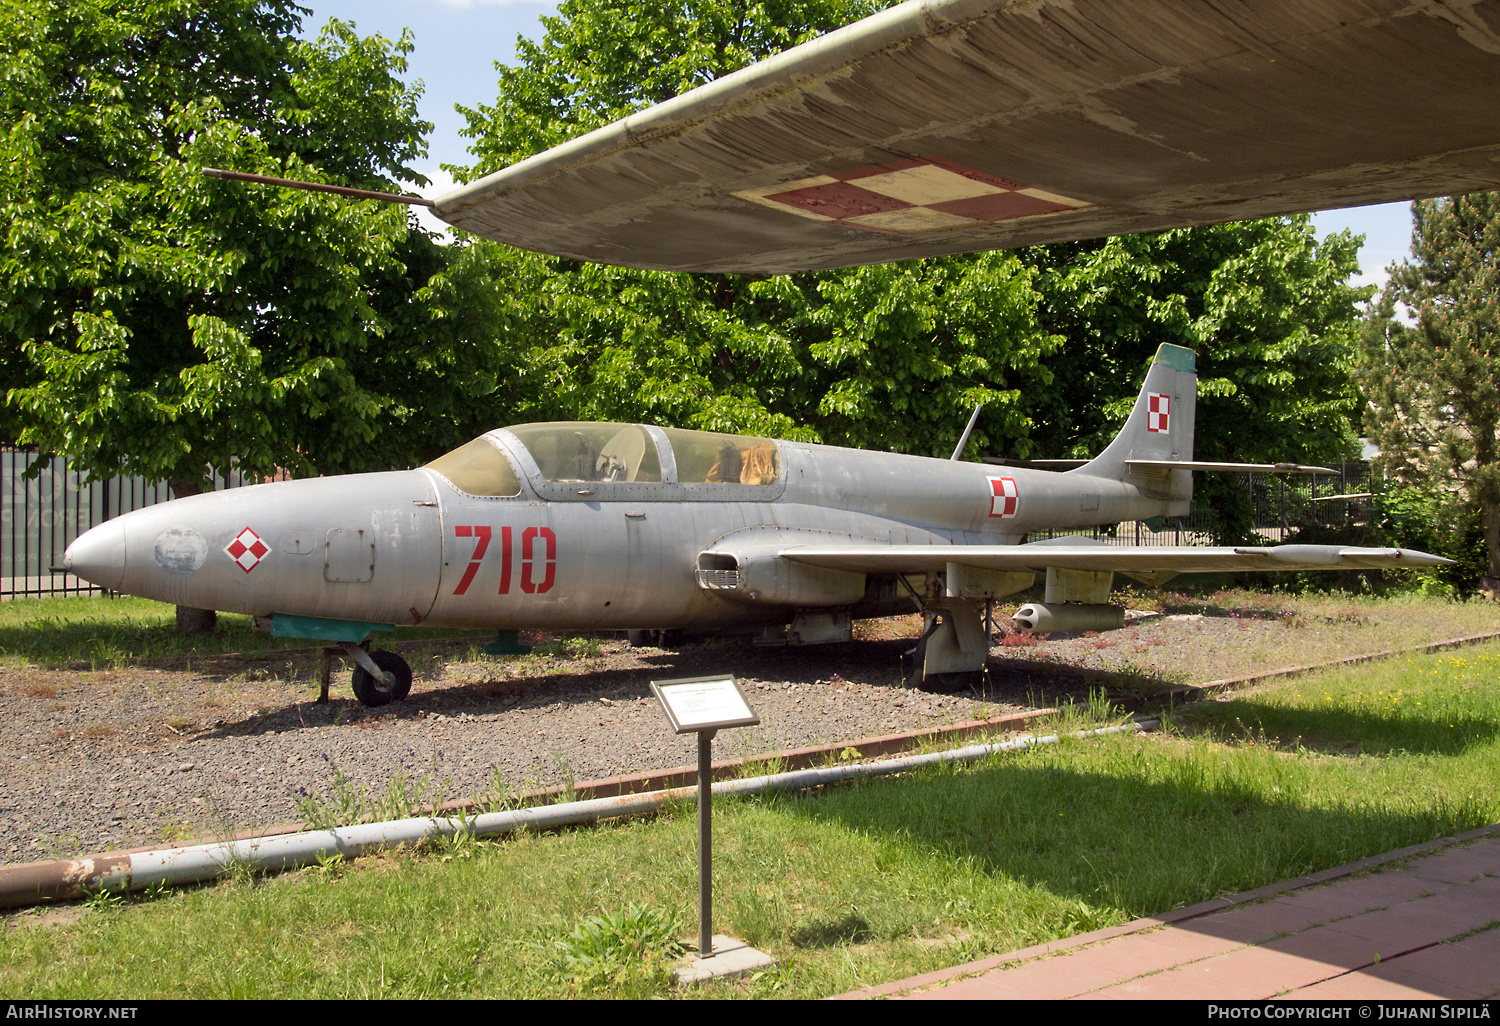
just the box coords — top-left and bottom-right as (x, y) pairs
(1337, 546), (1454, 568)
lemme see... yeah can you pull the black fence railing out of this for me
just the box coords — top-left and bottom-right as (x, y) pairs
(1029, 461), (1374, 547)
(1, 451), (250, 599)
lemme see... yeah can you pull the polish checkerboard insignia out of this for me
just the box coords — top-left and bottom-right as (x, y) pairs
(987, 476), (1019, 518)
(225, 527), (270, 573)
(735, 156), (1087, 237)
(1147, 393), (1171, 434)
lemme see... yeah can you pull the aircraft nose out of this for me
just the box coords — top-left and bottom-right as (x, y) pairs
(63, 520), (127, 591)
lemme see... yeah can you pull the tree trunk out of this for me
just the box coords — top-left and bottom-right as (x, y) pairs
(1488, 502), (1500, 579)
(168, 475), (218, 634)
(1476, 493), (1500, 599)
(175, 604), (218, 634)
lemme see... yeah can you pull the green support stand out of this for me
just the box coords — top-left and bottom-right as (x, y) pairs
(271, 614), (394, 644)
(485, 629), (532, 656)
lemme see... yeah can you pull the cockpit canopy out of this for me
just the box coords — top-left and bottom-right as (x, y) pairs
(423, 437), (522, 496)
(507, 423), (663, 483)
(423, 422), (781, 496)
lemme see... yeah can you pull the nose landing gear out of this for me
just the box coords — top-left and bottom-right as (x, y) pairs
(315, 644), (413, 707)
(350, 649), (413, 707)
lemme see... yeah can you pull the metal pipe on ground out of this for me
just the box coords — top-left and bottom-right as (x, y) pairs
(0, 719), (1158, 909)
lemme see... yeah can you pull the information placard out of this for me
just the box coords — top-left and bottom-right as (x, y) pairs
(651, 675), (760, 734)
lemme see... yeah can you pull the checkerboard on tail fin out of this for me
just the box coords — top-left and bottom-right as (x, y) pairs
(1071, 344), (1197, 504)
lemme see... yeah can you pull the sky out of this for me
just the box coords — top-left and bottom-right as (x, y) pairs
(298, 0), (1415, 289)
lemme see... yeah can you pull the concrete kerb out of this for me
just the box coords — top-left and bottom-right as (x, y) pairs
(8, 627), (1497, 913)
(1167, 629), (1500, 705)
(831, 822), (1500, 1000)
(0, 718), (1155, 909)
(0, 707), (1058, 909)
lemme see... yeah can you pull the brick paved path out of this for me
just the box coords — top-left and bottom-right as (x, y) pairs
(836, 827), (1500, 1000)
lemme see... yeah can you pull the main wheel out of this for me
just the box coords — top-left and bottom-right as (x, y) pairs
(351, 651), (413, 707)
(919, 669), (984, 694)
(901, 638), (925, 687)
(627, 629), (683, 649)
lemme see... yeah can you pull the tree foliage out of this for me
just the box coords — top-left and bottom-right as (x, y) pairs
(454, 0), (1371, 483)
(1, 0), (511, 491)
(451, 0), (1061, 460)
(1358, 193), (1500, 579)
(4, 0), (1375, 509)
(1024, 220), (1370, 541)
(461, 0), (884, 174)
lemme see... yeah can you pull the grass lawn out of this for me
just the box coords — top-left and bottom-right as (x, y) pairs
(3, 641), (1497, 999)
(0, 595), (479, 668)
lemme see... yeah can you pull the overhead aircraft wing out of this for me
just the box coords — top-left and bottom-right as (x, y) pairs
(780, 543), (1451, 575)
(434, 0), (1500, 273)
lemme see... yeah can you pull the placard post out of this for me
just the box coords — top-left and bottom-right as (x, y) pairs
(651, 674), (775, 981)
(697, 727), (716, 957)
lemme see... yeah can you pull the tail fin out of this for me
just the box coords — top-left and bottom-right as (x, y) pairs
(1072, 344), (1196, 509)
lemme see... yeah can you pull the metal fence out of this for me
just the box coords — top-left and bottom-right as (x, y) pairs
(0, 451), (250, 599)
(1030, 460), (1375, 547)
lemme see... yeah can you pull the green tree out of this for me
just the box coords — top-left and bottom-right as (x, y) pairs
(1358, 193), (1500, 584)
(451, 0), (1061, 460)
(461, 0), (889, 174)
(1022, 221), (1371, 541)
(1, 1), (512, 497)
(454, 0), (1369, 480)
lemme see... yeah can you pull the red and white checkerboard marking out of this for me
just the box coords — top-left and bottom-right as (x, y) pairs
(225, 527), (270, 573)
(988, 476), (1019, 518)
(735, 155), (1087, 236)
(1147, 393), (1171, 434)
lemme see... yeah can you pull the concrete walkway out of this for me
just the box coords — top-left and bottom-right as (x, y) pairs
(837, 826), (1500, 1000)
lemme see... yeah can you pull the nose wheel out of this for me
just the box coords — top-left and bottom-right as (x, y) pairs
(349, 649), (413, 707)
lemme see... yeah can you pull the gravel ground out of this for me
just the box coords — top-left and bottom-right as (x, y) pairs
(0, 599), (1491, 865)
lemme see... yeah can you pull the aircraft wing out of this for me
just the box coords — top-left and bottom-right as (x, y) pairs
(434, 0), (1500, 273)
(780, 543), (1452, 575)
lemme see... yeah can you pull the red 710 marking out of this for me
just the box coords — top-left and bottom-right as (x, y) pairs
(452, 525), (555, 595)
(520, 526), (556, 594)
(451, 525), (491, 595)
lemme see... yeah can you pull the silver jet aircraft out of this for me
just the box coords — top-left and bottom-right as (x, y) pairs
(63, 344), (1446, 702)
(64, 0), (1493, 701)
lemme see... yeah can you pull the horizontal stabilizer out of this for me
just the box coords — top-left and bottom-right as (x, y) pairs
(982, 457), (1088, 471)
(779, 543), (1451, 576)
(1124, 460), (1338, 475)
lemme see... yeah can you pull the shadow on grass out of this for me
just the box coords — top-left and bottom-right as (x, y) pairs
(789, 748), (1492, 922)
(1154, 598), (1302, 622)
(1177, 698), (1500, 757)
(0, 614), (270, 667)
(985, 657), (1182, 710)
(790, 911), (875, 948)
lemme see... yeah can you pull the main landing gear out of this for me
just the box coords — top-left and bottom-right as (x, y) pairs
(901, 597), (992, 694)
(627, 628), (683, 649)
(902, 629), (987, 693)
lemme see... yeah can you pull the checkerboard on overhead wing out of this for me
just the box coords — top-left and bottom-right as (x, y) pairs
(431, 1), (1500, 274)
(735, 156), (1087, 236)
